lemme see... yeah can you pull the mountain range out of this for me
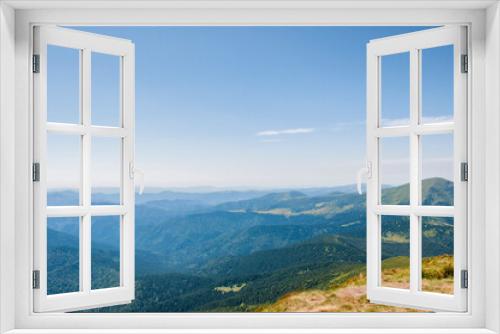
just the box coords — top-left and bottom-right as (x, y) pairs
(46, 177), (454, 312)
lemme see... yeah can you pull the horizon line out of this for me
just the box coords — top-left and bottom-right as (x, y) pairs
(47, 177), (452, 194)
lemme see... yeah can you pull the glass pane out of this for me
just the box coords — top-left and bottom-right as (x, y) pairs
(47, 217), (80, 295)
(381, 137), (410, 205)
(421, 133), (454, 206)
(91, 216), (121, 290)
(421, 45), (454, 124)
(47, 133), (80, 206)
(91, 52), (121, 127)
(47, 45), (80, 124)
(380, 52), (410, 127)
(421, 216), (454, 295)
(91, 137), (121, 205)
(381, 215), (410, 290)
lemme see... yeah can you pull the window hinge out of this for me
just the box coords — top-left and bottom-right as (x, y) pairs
(33, 270), (40, 289)
(461, 162), (468, 181)
(33, 163), (40, 182)
(461, 54), (468, 73)
(461, 270), (468, 289)
(33, 54), (40, 73)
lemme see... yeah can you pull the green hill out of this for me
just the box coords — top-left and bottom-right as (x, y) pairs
(382, 177), (453, 206)
(196, 234), (366, 277)
(133, 178), (453, 271)
(186, 223), (346, 266)
(213, 191), (307, 212)
(48, 178), (453, 275)
(51, 177), (455, 312)
(84, 226), (454, 313)
(194, 224), (453, 278)
(47, 228), (173, 295)
(84, 258), (365, 313)
(211, 178), (452, 217)
(73, 213), (453, 313)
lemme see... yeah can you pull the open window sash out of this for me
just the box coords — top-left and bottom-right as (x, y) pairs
(366, 26), (467, 312)
(33, 26), (136, 312)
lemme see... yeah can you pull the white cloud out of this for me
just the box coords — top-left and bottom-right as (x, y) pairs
(381, 118), (410, 127)
(422, 116), (454, 124)
(381, 116), (453, 127)
(256, 128), (315, 136)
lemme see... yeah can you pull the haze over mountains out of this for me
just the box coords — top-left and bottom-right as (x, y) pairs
(46, 178), (454, 312)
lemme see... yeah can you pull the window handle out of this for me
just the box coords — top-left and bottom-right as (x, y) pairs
(129, 162), (145, 195)
(357, 160), (372, 195)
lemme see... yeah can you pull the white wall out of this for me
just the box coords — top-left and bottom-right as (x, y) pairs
(0, 2), (16, 333)
(486, 2), (500, 333)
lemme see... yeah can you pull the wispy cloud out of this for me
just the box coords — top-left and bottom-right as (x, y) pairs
(381, 118), (410, 127)
(256, 128), (315, 137)
(422, 116), (454, 124)
(381, 116), (453, 127)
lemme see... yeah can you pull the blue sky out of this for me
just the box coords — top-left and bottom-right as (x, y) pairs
(46, 26), (454, 190)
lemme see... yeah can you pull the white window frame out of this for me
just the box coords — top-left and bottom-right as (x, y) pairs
(1, 1), (499, 333)
(33, 25), (136, 313)
(366, 26), (468, 312)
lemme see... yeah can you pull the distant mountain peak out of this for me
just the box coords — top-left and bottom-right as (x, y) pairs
(422, 177), (453, 186)
(382, 177), (453, 206)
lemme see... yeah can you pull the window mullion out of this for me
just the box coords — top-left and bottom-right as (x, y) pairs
(409, 47), (420, 294)
(82, 48), (92, 294)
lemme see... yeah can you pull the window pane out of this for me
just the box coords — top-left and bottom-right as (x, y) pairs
(91, 215), (121, 290)
(47, 45), (80, 124)
(47, 133), (80, 206)
(91, 137), (121, 205)
(91, 52), (121, 127)
(421, 133), (454, 206)
(380, 52), (410, 127)
(421, 217), (454, 295)
(421, 45), (454, 124)
(381, 215), (410, 290)
(381, 137), (410, 205)
(47, 217), (80, 295)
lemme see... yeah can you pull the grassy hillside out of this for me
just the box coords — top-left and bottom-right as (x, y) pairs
(255, 255), (454, 312)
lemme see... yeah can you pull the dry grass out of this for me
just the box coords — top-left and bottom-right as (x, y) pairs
(421, 255), (454, 295)
(254, 255), (455, 312)
(254, 274), (421, 312)
(254, 204), (354, 218)
(381, 232), (409, 243)
(214, 283), (247, 293)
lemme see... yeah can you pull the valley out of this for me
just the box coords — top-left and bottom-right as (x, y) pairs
(46, 178), (454, 312)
